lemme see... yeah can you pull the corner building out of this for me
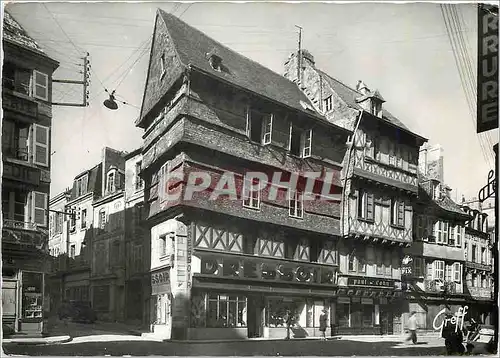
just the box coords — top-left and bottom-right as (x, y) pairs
(1, 11), (59, 335)
(283, 51), (427, 334)
(136, 10), (351, 340)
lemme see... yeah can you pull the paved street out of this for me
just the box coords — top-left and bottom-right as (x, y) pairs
(3, 334), (454, 356)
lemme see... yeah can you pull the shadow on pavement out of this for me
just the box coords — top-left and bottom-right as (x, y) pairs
(3, 338), (449, 356)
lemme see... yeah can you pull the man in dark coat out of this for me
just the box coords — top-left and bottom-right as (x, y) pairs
(319, 309), (328, 340)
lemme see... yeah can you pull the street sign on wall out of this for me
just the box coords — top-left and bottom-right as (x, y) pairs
(477, 4), (498, 133)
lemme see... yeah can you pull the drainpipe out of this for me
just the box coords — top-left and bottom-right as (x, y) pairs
(340, 110), (364, 238)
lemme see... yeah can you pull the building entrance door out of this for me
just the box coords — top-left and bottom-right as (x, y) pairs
(247, 295), (264, 338)
(380, 308), (393, 335)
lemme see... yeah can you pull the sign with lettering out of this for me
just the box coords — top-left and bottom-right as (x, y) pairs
(3, 163), (40, 185)
(477, 4), (498, 133)
(347, 277), (395, 288)
(151, 269), (170, 295)
(197, 253), (337, 286)
(3, 93), (38, 118)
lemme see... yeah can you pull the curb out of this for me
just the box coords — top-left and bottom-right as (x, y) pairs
(2, 335), (73, 345)
(166, 337), (342, 343)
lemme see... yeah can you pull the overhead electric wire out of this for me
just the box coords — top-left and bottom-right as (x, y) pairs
(449, 5), (496, 163)
(42, 3), (85, 57)
(440, 4), (494, 169)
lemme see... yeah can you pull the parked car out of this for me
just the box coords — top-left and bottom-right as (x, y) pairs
(58, 300), (97, 323)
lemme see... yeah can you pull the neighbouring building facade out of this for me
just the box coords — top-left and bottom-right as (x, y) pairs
(47, 163), (101, 314)
(135, 10), (351, 340)
(284, 51), (427, 335)
(124, 148), (151, 326)
(2, 11), (59, 335)
(403, 145), (471, 330)
(461, 198), (495, 325)
(89, 147), (126, 322)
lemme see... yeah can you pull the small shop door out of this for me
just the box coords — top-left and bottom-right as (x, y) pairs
(2, 281), (18, 329)
(247, 295), (264, 338)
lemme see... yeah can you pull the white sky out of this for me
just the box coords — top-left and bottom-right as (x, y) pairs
(4, 0), (498, 201)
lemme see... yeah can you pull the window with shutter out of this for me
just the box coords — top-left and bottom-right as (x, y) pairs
(443, 222), (449, 244)
(261, 114), (273, 145)
(397, 201), (405, 227)
(301, 129), (313, 158)
(32, 191), (47, 227)
(426, 261), (433, 279)
(388, 142), (396, 166)
(366, 193), (374, 220)
(453, 263), (462, 283)
(33, 124), (49, 167)
(449, 225), (456, 246)
(433, 260), (444, 280)
(445, 264), (452, 281)
(49, 213), (54, 236)
(33, 70), (48, 101)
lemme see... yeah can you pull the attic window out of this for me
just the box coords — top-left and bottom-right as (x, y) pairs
(207, 52), (222, 72)
(371, 100), (382, 117)
(160, 53), (166, 79)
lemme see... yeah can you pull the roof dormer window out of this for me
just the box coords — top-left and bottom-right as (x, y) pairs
(160, 53), (166, 79)
(206, 49), (222, 72)
(106, 166), (120, 195)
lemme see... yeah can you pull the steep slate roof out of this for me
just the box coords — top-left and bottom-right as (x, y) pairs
(418, 174), (470, 218)
(3, 11), (46, 56)
(317, 69), (425, 140)
(158, 10), (339, 125)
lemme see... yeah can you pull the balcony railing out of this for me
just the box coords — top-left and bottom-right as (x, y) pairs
(468, 287), (494, 300)
(348, 217), (411, 243)
(3, 147), (29, 161)
(465, 261), (492, 271)
(2, 78), (30, 96)
(423, 279), (458, 294)
(3, 219), (37, 231)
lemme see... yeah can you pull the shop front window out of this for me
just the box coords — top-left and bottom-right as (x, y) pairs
(351, 302), (363, 328)
(337, 302), (350, 327)
(362, 304), (374, 327)
(266, 297), (301, 328)
(207, 294), (246, 328)
(22, 272), (43, 319)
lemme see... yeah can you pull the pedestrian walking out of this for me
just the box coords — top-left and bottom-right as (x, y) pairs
(319, 308), (328, 340)
(405, 311), (418, 344)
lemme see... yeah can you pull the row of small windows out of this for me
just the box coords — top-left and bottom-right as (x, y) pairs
(356, 190), (406, 228)
(245, 108), (313, 158)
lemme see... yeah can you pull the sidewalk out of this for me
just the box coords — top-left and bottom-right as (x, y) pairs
(2, 335), (71, 345)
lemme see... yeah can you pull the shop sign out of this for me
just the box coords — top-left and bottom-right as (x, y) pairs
(186, 234), (193, 289)
(477, 4), (498, 133)
(338, 297), (350, 304)
(197, 254), (337, 286)
(361, 298), (373, 305)
(3, 93), (38, 118)
(347, 277), (394, 288)
(151, 269), (171, 295)
(3, 163), (40, 185)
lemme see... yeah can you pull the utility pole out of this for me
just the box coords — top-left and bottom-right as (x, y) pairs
(52, 53), (91, 107)
(295, 25), (302, 84)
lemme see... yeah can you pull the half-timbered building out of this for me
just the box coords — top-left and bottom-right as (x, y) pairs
(136, 10), (351, 340)
(283, 51), (427, 335)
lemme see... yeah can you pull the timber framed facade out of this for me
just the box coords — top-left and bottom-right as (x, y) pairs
(137, 10), (351, 340)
